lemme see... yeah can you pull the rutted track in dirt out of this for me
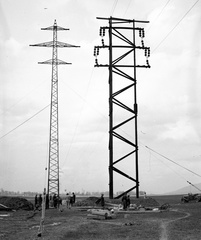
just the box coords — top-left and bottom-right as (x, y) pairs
(160, 209), (191, 240)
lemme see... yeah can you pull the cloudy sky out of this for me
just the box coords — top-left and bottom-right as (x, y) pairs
(0, 0), (201, 195)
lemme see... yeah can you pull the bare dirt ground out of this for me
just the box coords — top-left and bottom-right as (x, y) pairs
(0, 195), (201, 240)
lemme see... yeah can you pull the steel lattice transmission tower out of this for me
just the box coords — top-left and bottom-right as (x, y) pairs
(30, 20), (79, 196)
(94, 17), (150, 199)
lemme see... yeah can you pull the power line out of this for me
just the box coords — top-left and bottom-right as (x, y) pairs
(146, 0), (171, 32)
(149, 150), (189, 180)
(0, 79), (48, 118)
(152, 0), (200, 52)
(149, 150), (201, 192)
(123, 0), (132, 17)
(145, 145), (201, 178)
(110, 0), (118, 16)
(0, 104), (50, 141)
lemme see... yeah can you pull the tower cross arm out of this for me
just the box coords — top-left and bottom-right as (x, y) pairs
(41, 26), (69, 31)
(30, 41), (80, 48)
(38, 59), (72, 65)
(29, 41), (53, 47)
(57, 41), (80, 48)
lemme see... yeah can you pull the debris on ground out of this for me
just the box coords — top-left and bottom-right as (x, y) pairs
(107, 197), (160, 208)
(0, 203), (12, 211)
(159, 203), (170, 210)
(0, 197), (34, 211)
(87, 208), (115, 220)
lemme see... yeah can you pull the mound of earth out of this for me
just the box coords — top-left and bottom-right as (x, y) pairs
(74, 197), (99, 207)
(74, 196), (159, 208)
(132, 197), (160, 207)
(108, 197), (160, 207)
(0, 196), (34, 211)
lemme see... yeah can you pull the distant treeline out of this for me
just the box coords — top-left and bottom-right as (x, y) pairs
(0, 188), (146, 197)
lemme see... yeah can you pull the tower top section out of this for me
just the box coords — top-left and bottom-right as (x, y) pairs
(41, 19), (70, 31)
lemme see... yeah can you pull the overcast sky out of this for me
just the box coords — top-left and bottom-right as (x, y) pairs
(0, 0), (201, 195)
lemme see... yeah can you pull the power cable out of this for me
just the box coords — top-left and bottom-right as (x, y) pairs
(152, 0), (200, 52)
(0, 79), (48, 117)
(149, 150), (189, 181)
(122, 0), (132, 17)
(110, 0), (118, 16)
(148, 150), (201, 192)
(146, 0), (171, 32)
(0, 104), (50, 141)
(60, 68), (108, 169)
(144, 145), (201, 178)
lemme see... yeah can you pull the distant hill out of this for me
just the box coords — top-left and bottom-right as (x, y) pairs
(164, 182), (201, 195)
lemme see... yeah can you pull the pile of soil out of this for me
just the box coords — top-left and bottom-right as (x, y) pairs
(132, 197), (160, 207)
(0, 196), (34, 211)
(74, 196), (159, 208)
(108, 197), (160, 207)
(74, 197), (99, 207)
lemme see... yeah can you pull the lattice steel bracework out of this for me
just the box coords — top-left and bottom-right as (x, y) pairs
(94, 17), (150, 199)
(30, 20), (79, 197)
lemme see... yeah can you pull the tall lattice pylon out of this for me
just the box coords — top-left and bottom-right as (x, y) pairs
(30, 20), (79, 196)
(94, 17), (150, 199)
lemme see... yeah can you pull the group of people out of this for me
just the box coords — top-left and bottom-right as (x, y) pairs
(34, 194), (43, 210)
(121, 194), (130, 210)
(34, 192), (76, 211)
(66, 192), (76, 209)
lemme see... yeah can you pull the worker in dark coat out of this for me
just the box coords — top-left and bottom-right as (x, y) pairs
(53, 194), (57, 208)
(127, 195), (131, 209)
(34, 194), (38, 210)
(38, 194), (42, 208)
(46, 194), (49, 209)
(72, 192), (76, 204)
(122, 193), (127, 210)
(100, 194), (105, 208)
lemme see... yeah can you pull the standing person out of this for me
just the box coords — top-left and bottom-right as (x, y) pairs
(72, 192), (76, 204)
(122, 193), (127, 210)
(100, 194), (105, 208)
(66, 193), (70, 209)
(35, 194), (38, 207)
(38, 194), (42, 209)
(53, 194), (57, 208)
(127, 195), (130, 209)
(57, 195), (62, 211)
(46, 194), (49, 209)
(69, 193), (73, 209)
(34, 194), (38, 210)
(49, 195), (53, 208)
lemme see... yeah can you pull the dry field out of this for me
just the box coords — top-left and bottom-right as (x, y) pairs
(0, 195), (201, 240)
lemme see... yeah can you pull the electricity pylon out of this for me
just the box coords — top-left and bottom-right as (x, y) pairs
(30, 20), (79, 197)
(94, 17), (150, 199)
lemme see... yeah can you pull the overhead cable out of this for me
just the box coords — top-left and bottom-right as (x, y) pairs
(0, 104), (50, 141)
(152, 0), (200, 52)
(150, 149), (201, 192)
(145, 145), (201, 178)
(147, 0), (171, 32)
(110, 0), (118, 16)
